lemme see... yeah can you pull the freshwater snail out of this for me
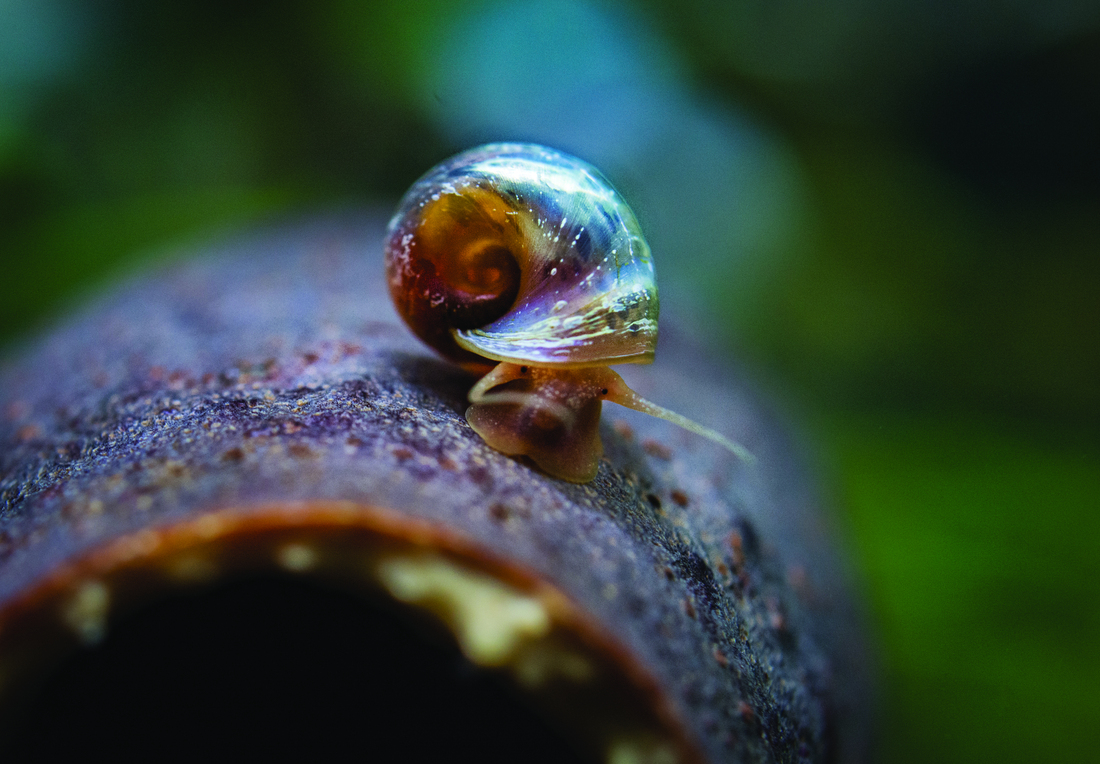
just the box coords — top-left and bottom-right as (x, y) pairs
(384, 143), (752, 482)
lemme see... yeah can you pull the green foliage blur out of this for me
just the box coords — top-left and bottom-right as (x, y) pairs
(2, 1), (1097, 761)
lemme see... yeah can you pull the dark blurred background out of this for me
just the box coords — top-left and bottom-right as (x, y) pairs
(2, 1), (1097, 761)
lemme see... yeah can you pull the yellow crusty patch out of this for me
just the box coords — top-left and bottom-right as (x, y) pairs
(276, 543), (318, 572)
(375, 553), (550, 666)
(61, 580), (111, 645)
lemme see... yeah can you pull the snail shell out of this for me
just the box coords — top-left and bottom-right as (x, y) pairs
(385, 143), (748, 482)
(384, 143), (658, 371)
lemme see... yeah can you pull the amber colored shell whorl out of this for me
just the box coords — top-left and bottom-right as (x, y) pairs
(384, 143), (659, 371)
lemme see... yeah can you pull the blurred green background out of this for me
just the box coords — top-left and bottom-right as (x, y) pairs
(2, 1), (1097, 760)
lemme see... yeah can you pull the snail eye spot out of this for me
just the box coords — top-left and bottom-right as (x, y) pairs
(600, 388), (609, 396)
(520, 366), (528, 374)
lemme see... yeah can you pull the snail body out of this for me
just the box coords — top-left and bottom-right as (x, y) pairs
(385, 143), (750, 482)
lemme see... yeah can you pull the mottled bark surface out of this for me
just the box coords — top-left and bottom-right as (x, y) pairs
(0, 213), (874, 762)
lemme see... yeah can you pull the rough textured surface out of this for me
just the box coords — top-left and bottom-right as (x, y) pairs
(0, 212), (874, 763)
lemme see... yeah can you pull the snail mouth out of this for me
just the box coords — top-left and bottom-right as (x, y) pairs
(0, 505), (698, 764)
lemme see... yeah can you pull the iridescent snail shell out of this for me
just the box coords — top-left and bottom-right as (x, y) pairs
(384, 143), (658, 370)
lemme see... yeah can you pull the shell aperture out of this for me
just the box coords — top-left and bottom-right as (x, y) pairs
(384, 143), (658, 369)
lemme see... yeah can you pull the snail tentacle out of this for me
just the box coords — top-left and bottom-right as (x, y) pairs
(599, 373), (756, 466)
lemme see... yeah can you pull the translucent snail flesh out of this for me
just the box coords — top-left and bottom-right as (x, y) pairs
(384, 143), (751, 482)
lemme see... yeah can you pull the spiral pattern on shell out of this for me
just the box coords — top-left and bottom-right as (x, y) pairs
(384, 143), (659, 371)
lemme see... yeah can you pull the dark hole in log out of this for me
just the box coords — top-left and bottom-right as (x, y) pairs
(6, 574), (592, 763)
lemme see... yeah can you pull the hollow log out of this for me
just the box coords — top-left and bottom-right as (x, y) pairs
(0, 212), (875, 762)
